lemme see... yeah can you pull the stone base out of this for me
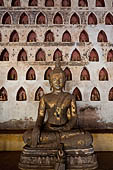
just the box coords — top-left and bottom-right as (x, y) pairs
(19, 145), (98, 170)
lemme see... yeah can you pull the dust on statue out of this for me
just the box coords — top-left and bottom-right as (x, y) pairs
(19, 58), (98, 170)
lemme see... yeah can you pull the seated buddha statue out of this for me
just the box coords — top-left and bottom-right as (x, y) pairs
(23, 59), (92, 149)
(20, 58), (98, 170)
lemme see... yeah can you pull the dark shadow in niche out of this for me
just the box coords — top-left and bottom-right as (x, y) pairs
(62, 0), (71, 7)
(45, 30), (54, 42)
(45, 0), (54, 7)
(79, 30), (89, 42)
(109, 87), (113, 101)
(0, 32), (2, 42)
(53, 49), (62, 61)
(96, 0), (105, 7)
(0, 0), (4, 6)
(62, 31), (71, 42)
(72, 87), (82, 101)
(26, 67), (36, 80)
(27, 30), (36, 42)
(2, 12), (11, 24)
(9, 30), (19, 42)
(88, 12), (97, 25)
(89, 48), (99, 62)
(71, 48), (81, 61)
(80, 67), (90, 80)
(70, 13), (80, 24)
(0, 48), (9, 61)
(7, 67), (17, 80)
(11, 0), (20, 6)
(78, 0), (88, 7)
(90, 87), (100, 101)
(29, 0), (38, 6)
(35, 48), (46, 61)
(16, 87), (27, 101)
(19, 12), (29, 24)
(64, 67), (72, 81)
(97, 30), (108, 42)
(18, 48), (27, 61)
(35, 87), (44, 101)
(105, 13), (113, 25)
(107, 49), (113, 62)
(53, 12), (63, 24)
(99, 68), (108, 81)
(36, 12), (46, 24)
(0, 87), (8, 101)
(44, 67), (52, 80)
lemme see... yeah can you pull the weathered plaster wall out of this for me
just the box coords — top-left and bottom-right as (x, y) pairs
(0, 0), (113, 129)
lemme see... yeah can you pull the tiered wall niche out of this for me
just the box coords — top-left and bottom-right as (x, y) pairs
(0, 0), (113, 129)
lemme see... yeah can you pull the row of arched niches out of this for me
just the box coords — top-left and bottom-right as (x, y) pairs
(3, 67), (110, 81)
(0, 30), (111, 43)
(0, 0), (111, 7)
(1, 86), (113, 101)
(1, 48), (113, 62)
(1, 11), (113, 25)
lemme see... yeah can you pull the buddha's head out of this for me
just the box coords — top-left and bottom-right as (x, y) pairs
(49, 58), (66, 91)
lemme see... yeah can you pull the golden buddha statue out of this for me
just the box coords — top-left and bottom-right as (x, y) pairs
(19, 58), (98, 170)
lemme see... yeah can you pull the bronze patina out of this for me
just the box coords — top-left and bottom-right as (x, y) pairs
(19, 58), (98, 170)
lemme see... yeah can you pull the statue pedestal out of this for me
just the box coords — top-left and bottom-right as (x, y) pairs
(19, 145), (98, 170)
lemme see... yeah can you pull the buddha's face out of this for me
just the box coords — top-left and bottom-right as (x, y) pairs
(50, 73), (65, 90)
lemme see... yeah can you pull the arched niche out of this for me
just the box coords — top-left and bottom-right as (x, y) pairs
(35, 48), (46, 61)
(78, 0), (88, 7)
(9, 30), (19, 42)
(107, 49), (113, 62)
(35, 87), (44, 101)
(26, 67), (36, 80)
(97, 30), (108, 42)
(18, 48), (27, 61)
(99, 68), (108, 81)
(96, 0), (105, 7)
(89, 48), (99, 62)
(11, 0), (20, 6)
(0, 33), (1, 42)
(29, 0), (38, 6)
(72, 87), (82, 101)
(64, 67), (72, 81)
(90, 87), (100, 101)
(79, 30), (89, 42)
(0, 48), (9, 61)
(45, 0), (54, 7)
(36, 12), (46, 24)
(109, 87), (113, 101)
(80, 67), (90, 80)
(27, 31), (37, 42)
(19, 12), (29, 24)
(62, 0), (71, 7)
(70, 13), (80, 24)
(44, 67), (52, 80)
(71, 48), (81, 61)
(0, 0), (4, 6)
(16, 87), (27, 101)
(0, 87), (8, 101)
(88, 13), (97, 25)
(62, 31), (71, 42)
(53, 49), (62, 61)
(45, 30), (54, 42)
(2, 12), (11, 24)
(7, 67), (17, 80)
(53, 12), (63, 24)
(105, 13), (113, 25)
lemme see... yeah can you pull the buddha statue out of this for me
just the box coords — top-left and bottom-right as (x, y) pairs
(19, 58), (98, 170)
